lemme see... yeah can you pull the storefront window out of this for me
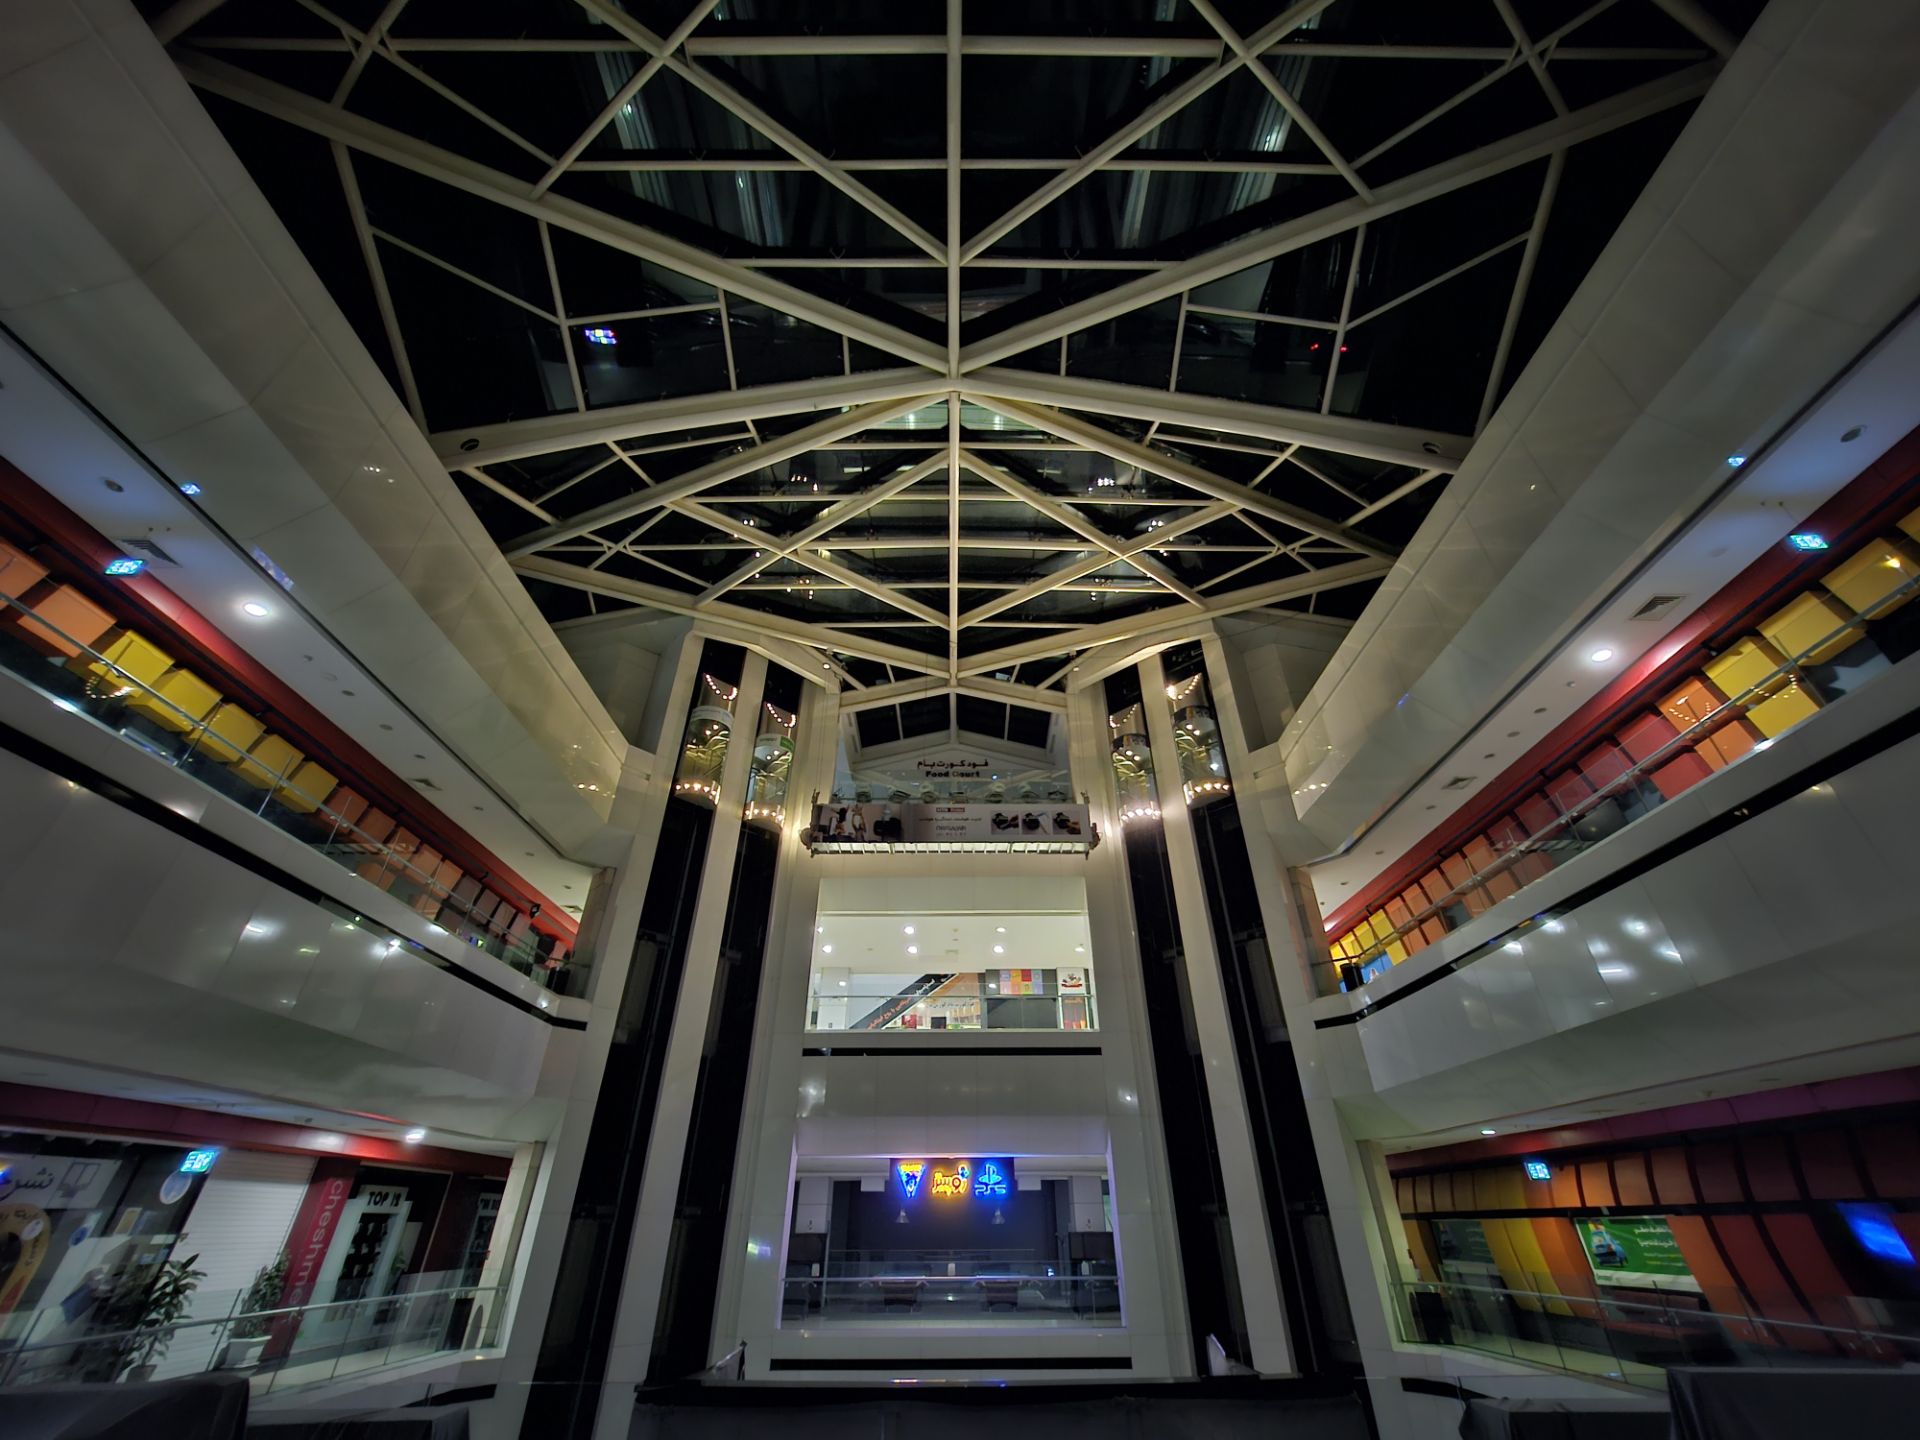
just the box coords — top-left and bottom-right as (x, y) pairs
(807, 911), (1095, 1033)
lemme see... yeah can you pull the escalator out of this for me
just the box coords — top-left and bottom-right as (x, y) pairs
(853, 972), (955, 1030)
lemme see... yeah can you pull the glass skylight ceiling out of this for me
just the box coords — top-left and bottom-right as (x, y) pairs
(149, 0), (1762, 698)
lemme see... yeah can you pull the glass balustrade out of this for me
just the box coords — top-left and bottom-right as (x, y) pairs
(806, 969), (1096, 1033)
(0, 1275), (505, 1396)
(0, 593), (563, 990)
(1319, 570), (1920, 995)
(1390, 1274), (1920, 1388)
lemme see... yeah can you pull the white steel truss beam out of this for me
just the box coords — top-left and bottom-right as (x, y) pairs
(506, 397), (929, 555)
(963, 395), (1397, 561)
(432, 371), (937, 467)
(962, 368), (1468, 470)
(956, 557), (1393, 675)
(958, 62), (1716, 370)
(172, 51), (949, 373)
(514, 557), (946, 673)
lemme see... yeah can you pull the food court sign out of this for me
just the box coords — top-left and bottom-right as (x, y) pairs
(895, 1157), (1015, 1201)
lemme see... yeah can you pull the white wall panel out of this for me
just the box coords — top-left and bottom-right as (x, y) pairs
(1317, 656), (1920, 1139)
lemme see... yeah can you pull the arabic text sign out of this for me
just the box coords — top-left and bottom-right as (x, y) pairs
(813, 804), (1089, 844)
(1580, 1216), (1699, 1289)
(0, 1154), (121, 1210)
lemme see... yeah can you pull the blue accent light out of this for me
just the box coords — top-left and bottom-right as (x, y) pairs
(583, 326), (618, 346)
(1788, 532), (1829, 552)
(178, 482), (202, 496)
(975, 1161), (1009, 1198)
(1840, 1203), (1915, 1265)
(103, 557), (146, 576)
(1523, 1159), (1551, 1182)
(1726, 454), (1747, 468)
(179, 1148), (220, 1174)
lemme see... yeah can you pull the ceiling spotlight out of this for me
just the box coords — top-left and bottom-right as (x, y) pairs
(1480, 1128), (1497, 1136)
(242, 601), (271, 618)
(907, 945), (918, 955)
(993, 944), (1005, 954)
(822, 944), (833, 954)
(403, 1127), (427, 1144)
(995, 926), (1006, 933)
(903, 925), (915, 935)
(1588, 647), (1614, 664)
(1726, 454), (1747, 468)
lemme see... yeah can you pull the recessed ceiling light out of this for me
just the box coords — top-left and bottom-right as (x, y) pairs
(1589, 647), (1614, 664)
(995, 926), (1006, 933)
(993, 944), (1005, 954)
(903, 925), (915, 935)
(1480, 1128), (1497, 1136)
(907, 945), (918, 955)
(403, 1127), (427, 1144)
(242, 601), (271, 618)
(822, 944), (833, 954)
(1726, 454), (1747, 467)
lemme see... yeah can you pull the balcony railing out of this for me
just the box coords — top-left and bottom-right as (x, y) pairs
(0, 592), (567, 988)
(806, 973), (1096, 1033)
(1391, 1275), (1920, 1389)
(1319, 568), (1920, 995)
(0, 1278), (505, 1397)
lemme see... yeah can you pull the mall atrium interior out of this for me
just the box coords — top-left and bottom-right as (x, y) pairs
(1, 1), (1919, 1437)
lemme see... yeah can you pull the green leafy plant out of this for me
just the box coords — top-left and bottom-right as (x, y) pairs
(126, 1253), (206, 1372)
(232, 1252), (290, 1340)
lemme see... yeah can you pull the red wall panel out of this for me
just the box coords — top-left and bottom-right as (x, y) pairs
(1741, 1135), (1800, 1203)
(1693, 1142), (1746, 1204)
(1793, 1130), (1864, 1199)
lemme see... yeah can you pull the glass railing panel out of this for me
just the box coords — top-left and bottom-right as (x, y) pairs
(779, 1273), (1121, 1327)
(1391, 1276), (1920, 1385)
(0, 593), (577, 995)
(805, 970), (1096, 1033)
(0, 1279), (505, 1392)
(1319, 570), (1920, 995)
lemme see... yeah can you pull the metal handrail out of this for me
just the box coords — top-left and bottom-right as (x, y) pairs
(0, 1282), (505, 1364)
(0, 590), (546, 973)
(1324, 570), (1920, 986)
(1396, 1275), (1920, 1350)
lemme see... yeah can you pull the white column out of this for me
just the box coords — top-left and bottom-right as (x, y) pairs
(1198, 633), (1420, 1435)
(711, 675), (841, 1373)
(475, 637), (697, 1440)
(1064, 682), (1192, 1378)
(1137, 650), (1294, 1375)
(588, 649), (768, 1440)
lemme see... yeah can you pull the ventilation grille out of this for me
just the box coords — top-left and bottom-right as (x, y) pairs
(117, 536), (180, 566)
(408, 776), (442, 791)
(1631, 593), (1688, 621)
(1440, 775), (1478, 792)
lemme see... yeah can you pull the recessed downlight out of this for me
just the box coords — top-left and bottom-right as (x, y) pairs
(1480, 1128), (1497, 1136)
(403, 1127), (427, 1144)
(1589, 647), (1615, 664)
(242, 601), (271, 618)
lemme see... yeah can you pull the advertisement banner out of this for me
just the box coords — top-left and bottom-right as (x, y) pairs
(893, 1157), (1016, 1202)
(811, 802), (1089, 845)
(1579, 1216), (1700, 1290)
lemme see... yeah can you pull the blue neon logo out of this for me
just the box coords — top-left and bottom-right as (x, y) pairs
(1523, 1159), (1551, 1182)
(179, 1148), (220, 1174)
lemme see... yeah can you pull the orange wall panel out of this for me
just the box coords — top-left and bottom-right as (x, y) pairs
(1612, 1153), (1655, 1209)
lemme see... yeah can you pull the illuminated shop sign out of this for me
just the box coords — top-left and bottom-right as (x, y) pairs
(894, 1157), (1015, 1201)
(1522, 1159), (1551, 1182)
(179, 1148), (221, 1174)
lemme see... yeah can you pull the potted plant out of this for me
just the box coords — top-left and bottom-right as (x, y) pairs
(220, 1252), (289, 1370)
(122, 1253), (206, 1381)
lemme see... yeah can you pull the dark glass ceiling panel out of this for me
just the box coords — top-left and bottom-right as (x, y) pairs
(1187, 233), (1352, 319)
(1065, 297), (1180, 389)
(962, 57), (1210, 160)
(381, 249), (570, 432)
(710, 56), (947, 159)
(726, 301), (847, 387)
(572, 310), (733, 408)
(547, 228), (717, 314)
(344, 54), (545, 182)
(1176, 313), (1333, 412)
(1333, 245), (1522, 433)
(1350, 163), (1545, 317)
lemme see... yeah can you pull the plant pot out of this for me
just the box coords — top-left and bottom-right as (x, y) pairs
(220, 1336), (270, 1370)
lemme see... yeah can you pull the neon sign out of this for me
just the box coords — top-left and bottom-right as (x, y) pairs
(896, 1160), (925, 1198)
(179, 1149), (221, 1174)
(894, 1157), (1015, 1201)
(1523, 1159), (1551, 1182)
